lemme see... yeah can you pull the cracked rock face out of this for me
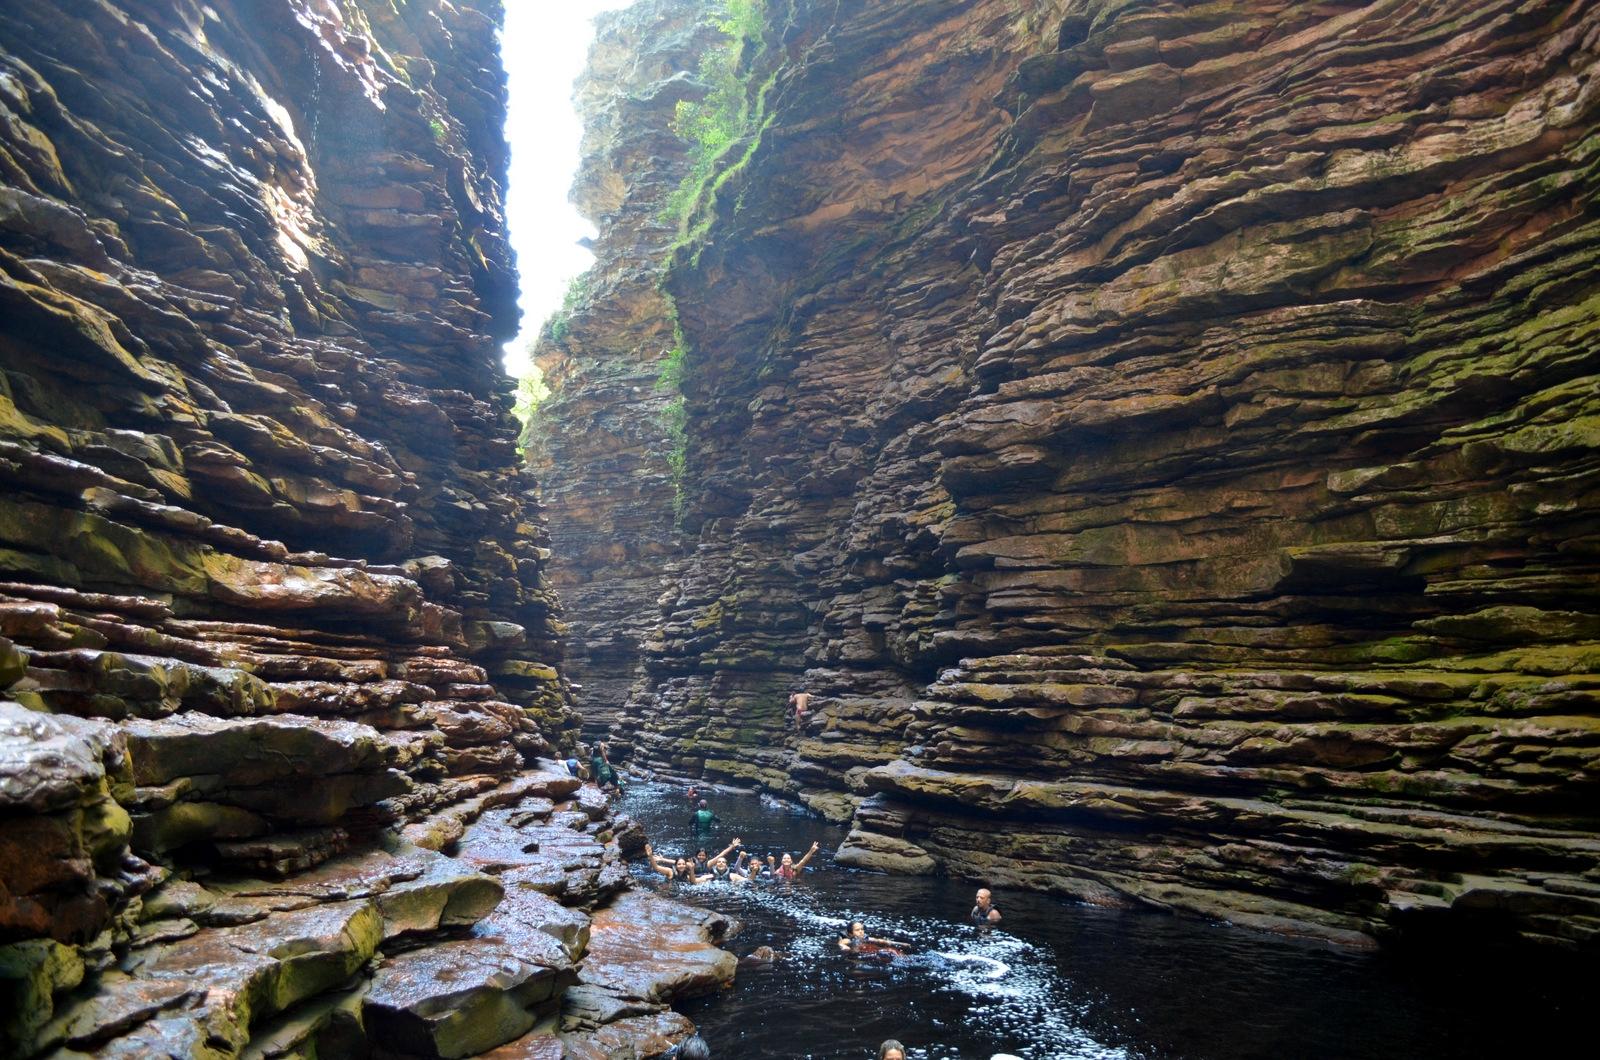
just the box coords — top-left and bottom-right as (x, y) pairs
(544, 0), (1600, 948)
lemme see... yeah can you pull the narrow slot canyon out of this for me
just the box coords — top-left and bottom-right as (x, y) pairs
(1, 1), (1597, 1058)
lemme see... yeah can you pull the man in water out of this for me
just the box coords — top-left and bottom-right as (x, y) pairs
(691, 799), (718, 831)
(697, 836), (741, 876)
(879, 1041), (907, 1060)
(971, 887), (1002, 924)
(736, 855), (771, 883)
(787, 689), (811, 731)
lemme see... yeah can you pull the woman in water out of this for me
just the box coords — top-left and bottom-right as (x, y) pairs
(642, 842), (704, 884)
(878, 1041), (907, 1060)
(774, 841), (821, 879)
(838, 921), (912, 957)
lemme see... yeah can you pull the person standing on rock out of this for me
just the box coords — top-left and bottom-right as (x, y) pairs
(590, 743), (619, 792)
(970, 887), (1002, 925)
(788, 689), (811, 731)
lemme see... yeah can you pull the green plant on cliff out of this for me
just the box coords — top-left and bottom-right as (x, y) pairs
(660, 0), (768, 230)
(545, 272), (592, 343)
(512, 366), (550, 457)
(654, 315), (690, 515)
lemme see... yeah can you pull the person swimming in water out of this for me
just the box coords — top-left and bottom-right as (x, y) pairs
(837, 921), (911, 957)
(695, 836), (741, 877)
(879, 1041), (907, 1060)
(642, 842), (704, 884)
(774, 841), (820, 879)
(736, 855), (772, 883)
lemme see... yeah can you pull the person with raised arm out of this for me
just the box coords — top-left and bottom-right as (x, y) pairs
(643, 842), (704, 884)
(774, 840), (821, 879)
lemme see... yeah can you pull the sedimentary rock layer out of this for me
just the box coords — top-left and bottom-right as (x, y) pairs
(549, 0), (1600, 947)
(525, 0), (718, 738)
(0, 2), (739, 1054)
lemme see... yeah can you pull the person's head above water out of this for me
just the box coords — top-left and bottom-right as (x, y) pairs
(975, 887), (993, 908)
(676, 1035), (712, 1060)
(696, 847), (708, 858)
(674, 857), (691, 874)
(878, 1040), (906, 1060)
(849, 922), (866, 938)
(698, 799), (708, 809)
(713, 856), (728, 871)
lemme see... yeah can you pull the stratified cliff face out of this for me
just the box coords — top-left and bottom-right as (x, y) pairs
(548, 0), (1600, 948)
(0, 2), (730, 1055)
(525, 0), (717, 739)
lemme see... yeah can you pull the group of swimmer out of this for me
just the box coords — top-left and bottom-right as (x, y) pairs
(643, 834), (822, 885)
(836, 886), (1002, 959)
(615, 766), (1023, 1058)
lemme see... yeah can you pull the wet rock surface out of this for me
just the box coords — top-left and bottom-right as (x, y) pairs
(541, 0), (1600, 948)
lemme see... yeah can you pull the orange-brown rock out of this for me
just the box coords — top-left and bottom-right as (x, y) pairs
(540, 0), (1600, 949)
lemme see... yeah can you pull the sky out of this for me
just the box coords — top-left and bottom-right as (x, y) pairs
(499, 0), (635, 379)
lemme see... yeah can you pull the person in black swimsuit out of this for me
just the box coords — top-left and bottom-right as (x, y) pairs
(971, 887), (1002, 925)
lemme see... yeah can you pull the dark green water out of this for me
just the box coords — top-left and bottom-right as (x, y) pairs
(619, 781), (1584, 1060)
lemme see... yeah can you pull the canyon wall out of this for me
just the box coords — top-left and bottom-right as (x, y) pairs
(550, 0), (1600, 948)
(525, 0), (715, 739)
(0, 1), (727, 1055)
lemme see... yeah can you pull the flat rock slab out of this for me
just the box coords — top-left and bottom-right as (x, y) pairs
(485, 1011), (693, 1060)
(364, 936), (575, 1059)
(576, 890), (735, 1004)
(561, 1011), (695, 1059)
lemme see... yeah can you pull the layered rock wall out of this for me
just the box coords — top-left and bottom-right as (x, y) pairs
(550, 0), (1600, 948)
(0, 1), (730, 1054)
(525, 0), (717, 739)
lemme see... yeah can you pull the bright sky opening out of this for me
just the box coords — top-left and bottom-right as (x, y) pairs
(499, 0), (634, 379)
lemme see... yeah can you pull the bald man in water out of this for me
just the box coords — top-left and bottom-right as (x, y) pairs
(971, 887), (1002, 925)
